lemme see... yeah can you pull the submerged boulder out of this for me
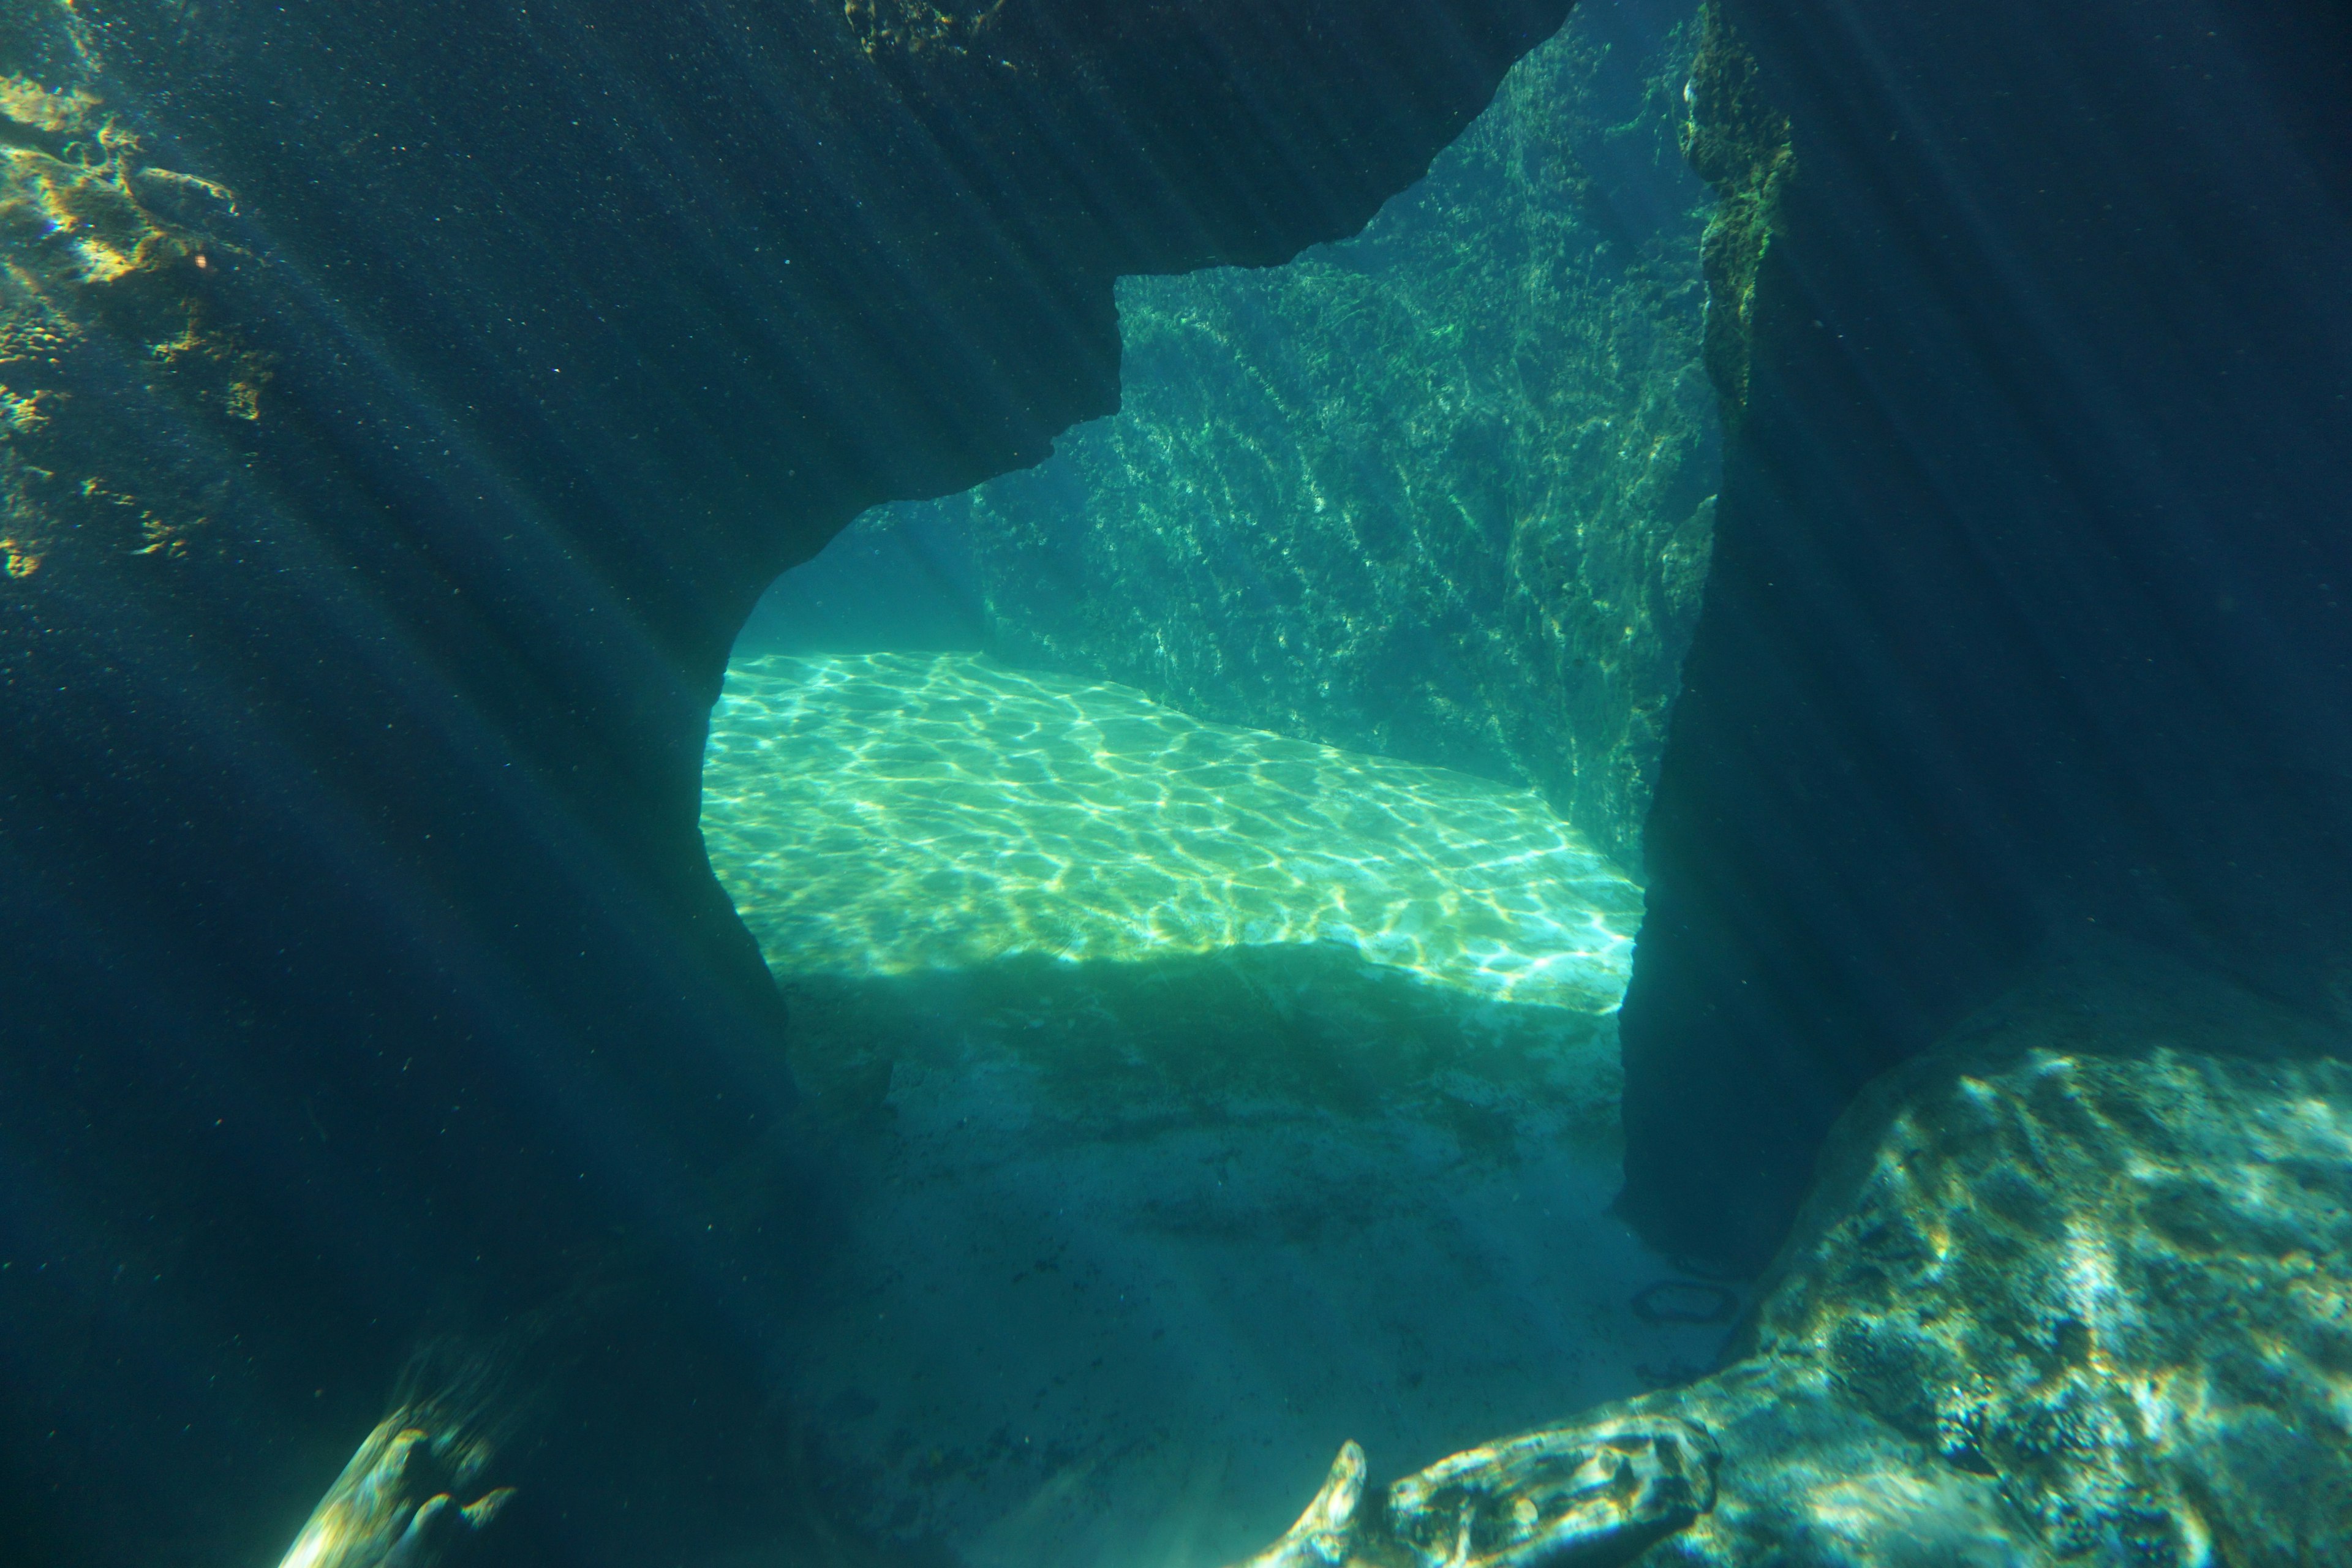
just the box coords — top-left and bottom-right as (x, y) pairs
(1229, 949), (2352, 1566)
(1660, 960), (2352, 1564)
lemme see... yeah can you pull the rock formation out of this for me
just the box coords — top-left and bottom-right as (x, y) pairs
(1616, 0), (2352, 1268)
(1229, 949), (2352, 1566)
(0, 1), (1573, 1562)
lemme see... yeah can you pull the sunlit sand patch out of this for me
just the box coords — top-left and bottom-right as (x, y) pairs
(701, 652), (1642, 1014)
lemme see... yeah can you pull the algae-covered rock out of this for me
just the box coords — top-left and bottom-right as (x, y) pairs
(269, 1410), (511, 1568)
(1223, 950), (2352, 1567)
(812, 1), (1717, 862)
(0, 13), (265, 579)
(1644, 954), (2352, 1565)
(1678, 0), (1790, 417)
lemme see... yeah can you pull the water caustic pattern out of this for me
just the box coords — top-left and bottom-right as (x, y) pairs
(701, 652), (1642, 1012)
(701, 652), (1672, 1565)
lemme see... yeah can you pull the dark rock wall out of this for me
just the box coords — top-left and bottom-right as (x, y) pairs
(787, 0), (1714, 862)
(0, 1), (1572, 1563)
(1618, 0), (2352, 1269)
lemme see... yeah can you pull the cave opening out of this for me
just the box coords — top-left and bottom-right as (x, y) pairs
(10, 0), (2350, 1558)
(696, 2), (1732, 1560)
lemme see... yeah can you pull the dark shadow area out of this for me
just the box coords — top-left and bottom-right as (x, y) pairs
(1619, 0), (2352, 1269)
(778, 943), (1620, 1125)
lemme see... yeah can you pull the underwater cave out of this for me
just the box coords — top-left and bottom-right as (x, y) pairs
(4, 0), (2352, 1565)
(696, 11), (1723, 1553)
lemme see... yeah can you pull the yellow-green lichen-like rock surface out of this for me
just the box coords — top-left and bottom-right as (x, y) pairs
(1500, 948), (2352, 1568)
(701, 652), (1641, 1123)
(1678, 0), (1793, 418)
(1210, 948), (2352, 1567)
(1721, 956), (2352, 1566)
(0, 24), (265, 580)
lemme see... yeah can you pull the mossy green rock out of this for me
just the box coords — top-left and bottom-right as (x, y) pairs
(841, 7), (1716, 862)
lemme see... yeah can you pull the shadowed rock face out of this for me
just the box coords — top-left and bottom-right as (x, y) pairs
(1617, 0), (2352, 1270)
(0, 2), (1570, 1563)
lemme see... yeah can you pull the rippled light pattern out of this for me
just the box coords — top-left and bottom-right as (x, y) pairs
(701, 653), (1642, 1012)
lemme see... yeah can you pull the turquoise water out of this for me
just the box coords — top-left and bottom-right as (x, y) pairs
(703, 653), (1640, 1009)
(688, 18), (1720, 1548)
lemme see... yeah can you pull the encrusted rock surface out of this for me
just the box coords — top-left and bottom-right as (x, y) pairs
(1676, 0), (1789, 417)
(1227, 949), (2352, 1567)
(1639, 952), (2352, 1566)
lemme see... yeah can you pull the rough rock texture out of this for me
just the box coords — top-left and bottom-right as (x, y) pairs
(1217, 949), (2352, 1568)
(818, 0), (1716, 860)
(1621, 952), (2352, 1566)
(0, 2), (1575, 1565)
(1676, 0), (1789, 417)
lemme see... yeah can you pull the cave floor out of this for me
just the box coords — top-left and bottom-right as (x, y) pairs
(702, 652), (1643, 1010)
(701, 653), (1721, 1567)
